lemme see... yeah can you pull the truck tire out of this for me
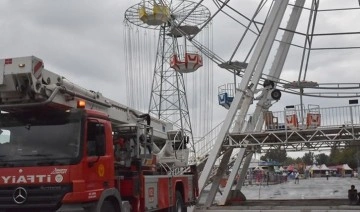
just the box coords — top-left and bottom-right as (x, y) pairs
(173, 191), (186, 212)
(100, 200), (116, 212)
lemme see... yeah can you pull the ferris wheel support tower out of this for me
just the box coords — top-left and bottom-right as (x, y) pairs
(148, 24), (196, 154)
(217, 0), (305, 206)
(196, 0), (294, 208)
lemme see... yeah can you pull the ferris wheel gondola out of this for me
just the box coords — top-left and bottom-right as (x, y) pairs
(170, 52), (203, 73)
(125, 0), (210, 29)
(169, 25), (203, 73)
(138, 0), (170, 26)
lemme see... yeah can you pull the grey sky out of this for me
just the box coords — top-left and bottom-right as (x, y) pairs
(0, 0), (129, 102)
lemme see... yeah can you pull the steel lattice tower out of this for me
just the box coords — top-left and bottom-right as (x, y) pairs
(124, 0), (211, 159)
(148, 25), (193, 146)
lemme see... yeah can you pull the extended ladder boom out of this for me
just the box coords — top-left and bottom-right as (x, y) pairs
(0, 56), (172, 141)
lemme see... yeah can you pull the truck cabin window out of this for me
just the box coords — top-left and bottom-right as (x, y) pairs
(0, 129), (10, 144)
(87, 122), (106, 157)
(0, 109), (83, 165)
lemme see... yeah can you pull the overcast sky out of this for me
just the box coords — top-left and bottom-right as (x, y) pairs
(1, 0), (360, 158)
(0, 0), (129, 103)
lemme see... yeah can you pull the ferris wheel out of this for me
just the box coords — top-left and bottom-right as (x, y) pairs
(124, 0), (212, 163)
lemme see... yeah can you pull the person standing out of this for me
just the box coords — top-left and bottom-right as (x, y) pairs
(294, 172), (299, 184)
(348, 185), (358, 204)
(325, 170), (329, 180)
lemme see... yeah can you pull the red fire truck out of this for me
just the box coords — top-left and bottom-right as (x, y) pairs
(0, 56), (198, 212)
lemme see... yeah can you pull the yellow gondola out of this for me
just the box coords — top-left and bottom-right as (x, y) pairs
(139, 1), (170, 26)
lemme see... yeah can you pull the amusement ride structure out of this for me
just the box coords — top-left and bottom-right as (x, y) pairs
(124, 0), (213, 164)
(125, 0), (360, 209)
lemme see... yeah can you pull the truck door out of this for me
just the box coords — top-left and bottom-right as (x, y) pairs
(84, 120), (113, 200)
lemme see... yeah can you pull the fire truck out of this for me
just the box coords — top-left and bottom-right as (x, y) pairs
(0, 56), (198, 212)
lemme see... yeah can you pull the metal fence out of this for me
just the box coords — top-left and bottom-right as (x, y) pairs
(242, 104), (360, 132)
(190, 104), (360, 164)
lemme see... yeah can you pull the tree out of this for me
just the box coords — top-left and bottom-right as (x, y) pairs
(329, 147), (341, 166)
(329, 143), (358, 169)
(295, 157), (303, 164)
(302, 151), (314, 165)
(260, 148), (287, 163)
(315, 153), (329, 165)
(340, 148), (357, 169)
(283, 157), (296, 166)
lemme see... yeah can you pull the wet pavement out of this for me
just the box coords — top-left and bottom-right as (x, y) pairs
(196, 177), (360, 211)
(241, 176), (358, 200)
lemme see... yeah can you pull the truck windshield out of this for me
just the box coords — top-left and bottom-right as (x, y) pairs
(0, 108), (83, 166)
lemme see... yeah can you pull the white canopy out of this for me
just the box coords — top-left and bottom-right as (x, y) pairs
(342, 164), (353, 170)
(310, 164), (320, 170)
(320, 164), (330, 170)
(254, 166), (264, 170)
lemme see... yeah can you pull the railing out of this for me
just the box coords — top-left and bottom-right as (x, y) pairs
(218, 83), (236, 99)
(190, 104), (360, 166)
(244, 173), (287, 186)
(256, 104), (360, 132)
(189, 121), (224, 164)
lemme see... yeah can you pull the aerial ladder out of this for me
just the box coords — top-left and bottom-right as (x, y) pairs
(0, 56), (191, 168)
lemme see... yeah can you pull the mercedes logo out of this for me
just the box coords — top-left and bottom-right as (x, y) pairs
(13, 187), (27, 204)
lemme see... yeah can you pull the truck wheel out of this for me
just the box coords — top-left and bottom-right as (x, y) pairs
(100, 200), (116, 212)
(173, 191), (186, 212)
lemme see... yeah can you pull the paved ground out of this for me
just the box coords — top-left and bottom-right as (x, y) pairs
(196, 177), (360, 211)
(241, 177), (358, 200)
